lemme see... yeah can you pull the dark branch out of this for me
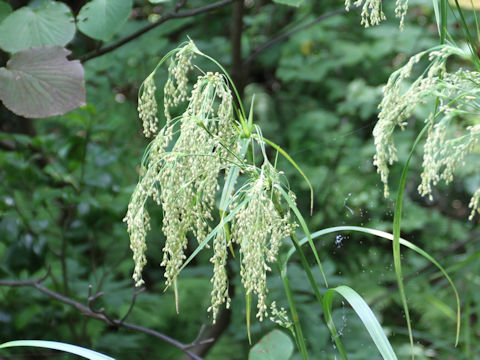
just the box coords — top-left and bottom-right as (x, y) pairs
(244, 7), (349, 67)
(0, 275), (206, 360)
(79, 0), (235, 63)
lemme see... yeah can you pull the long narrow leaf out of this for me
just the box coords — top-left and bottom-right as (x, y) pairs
(0, 340), (115, 360)
(262, 138), (314, 213)
(392, 122), (430, 353)
(286, 225), (460, 345)
(323, 286), (397, 360)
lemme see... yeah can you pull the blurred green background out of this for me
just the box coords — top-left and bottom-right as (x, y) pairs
(0, 0), (478, 359)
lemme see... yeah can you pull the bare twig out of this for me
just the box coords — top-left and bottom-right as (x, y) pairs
(119, 287), (146, 324)
(0, 275), (205, 360)
(79, 0), (235, 63)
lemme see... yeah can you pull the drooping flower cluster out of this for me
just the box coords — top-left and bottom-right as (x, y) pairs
(124, 43), (238, 287)
(229, 163), (295, 321)
(126, 41), (299, 323)
(207, 162), (295, 322)
(138, 74), (159, 138)
(373, 45), (480, 219)
(345, 0), (408, 28)
(159, 72), (237, 288)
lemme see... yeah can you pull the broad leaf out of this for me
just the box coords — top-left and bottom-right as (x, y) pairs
(0, 1), (12, 23)
(0, 340), (115, 360)
(272, 0), (304, 6)
(249, 330), (294, 360)
(77, 0), (133, 41)
(0, 47), (86, 118)
(0, 1), (75, 53)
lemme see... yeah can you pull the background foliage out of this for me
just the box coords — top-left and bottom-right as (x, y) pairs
(0, 0), (478, 359)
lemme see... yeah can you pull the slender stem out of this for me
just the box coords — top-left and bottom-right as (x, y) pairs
(279, 262), (309, 360)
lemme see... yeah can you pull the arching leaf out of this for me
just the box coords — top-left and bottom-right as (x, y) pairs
(77, 0), (133, 41)
(0, 47), (86, 118)
(323, 286), (397, 360)
(0, 1), (75, 53)
(0, 340), (115, 360)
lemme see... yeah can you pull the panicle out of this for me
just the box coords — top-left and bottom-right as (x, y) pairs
(374, 47), (451, 197)
(229, 163), (294, 321)
(374, 45), (480, 219)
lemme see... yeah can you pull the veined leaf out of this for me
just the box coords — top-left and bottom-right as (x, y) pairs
(249, 330), (294, 360)
(0, 46), (86, 118)
(0, 1), (75, 53)
(78, 0), (133, 41)
(0, 340), (115, 360)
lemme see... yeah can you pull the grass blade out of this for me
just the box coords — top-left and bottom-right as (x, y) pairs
(288, 225), (460, 346)
(262, 138), (314, 214)
(0, 340), (115, 360)
(323, 286), (397, 360)
(274, 184), (328, 287)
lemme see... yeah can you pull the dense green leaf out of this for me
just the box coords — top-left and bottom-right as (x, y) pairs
(248, 330), (294, 360)
(0, 47), (85, 118)
(77, 0), (133, 41)
(0, 340), (115, 360)
(0, 1), (12, 23)
(0, 1), (75, 53)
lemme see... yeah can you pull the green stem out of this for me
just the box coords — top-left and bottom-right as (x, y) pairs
(279, 262), (309, 360)
(392, 122), (430, 357)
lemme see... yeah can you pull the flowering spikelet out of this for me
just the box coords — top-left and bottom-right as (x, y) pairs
(208, 226), (230, 322)
(123, 128), (172, 285)
(138, 74), (159, 138)
(269, 301), (293, 329)
(345, 0), (409, 28)
(229, 163), (294, 321)
(468, 189), (480, 220)
(164, 42), (197, 123)
(374, 44), (480, 219)
(345, 0), (386, 27)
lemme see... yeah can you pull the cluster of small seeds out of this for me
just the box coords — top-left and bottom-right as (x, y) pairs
(345, 0), (408, 28)
(164, 43), (197, 123)
(230, 164), (294, 321)
(138, 74), (159, 138)
(374, 45), (480, 220)
(374, 48), (450, 197)
(269, 301), (293, 329)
